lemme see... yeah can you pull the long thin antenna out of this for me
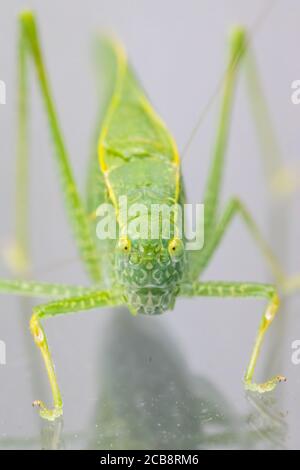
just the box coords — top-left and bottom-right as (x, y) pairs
(181, 0), (279, 160)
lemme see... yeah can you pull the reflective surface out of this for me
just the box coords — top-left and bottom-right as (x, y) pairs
(0, 307), (298, 449)
(0, 0), (300, 450)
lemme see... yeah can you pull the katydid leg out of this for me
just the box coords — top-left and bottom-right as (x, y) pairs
(0, 279), (124, 420)
(180, 280), (285, 392)
(10, 11), (101, 282)
(29, 290), (123, 420)
(191, 27), (296, 279)
(190, 197), (300, 293)
(0, 279), (99, 298)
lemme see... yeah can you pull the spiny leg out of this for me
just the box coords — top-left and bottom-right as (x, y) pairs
(23, 289), (123, 420)
(180, 281), (286, 393)
(191, 27), (296, 277)
(0, 278), (123, 419)
(8, 11), (101, 282)
(202, 28), (246, 242)
(0, 278), (100, 298)
(191, 197), (300, 294)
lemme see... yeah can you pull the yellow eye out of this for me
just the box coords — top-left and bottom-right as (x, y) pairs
(118, 236), (131, 254)
(168, 238), (184, 257)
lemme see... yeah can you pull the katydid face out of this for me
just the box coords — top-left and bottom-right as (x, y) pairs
(115, 237), (185, 314)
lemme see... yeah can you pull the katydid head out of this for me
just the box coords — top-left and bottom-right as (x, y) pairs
(115, 236), (185, 315)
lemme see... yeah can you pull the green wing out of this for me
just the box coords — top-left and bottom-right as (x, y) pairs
(85, 36), (119, 213)
(98, 37), (179, 174)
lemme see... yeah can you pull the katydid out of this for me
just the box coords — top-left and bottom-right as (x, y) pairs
(1, 10), (299, 421)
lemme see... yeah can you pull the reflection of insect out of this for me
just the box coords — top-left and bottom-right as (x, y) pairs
(1, 10), (299, 420)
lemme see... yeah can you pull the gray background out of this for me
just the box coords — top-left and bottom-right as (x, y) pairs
(0, 0), (300, 449)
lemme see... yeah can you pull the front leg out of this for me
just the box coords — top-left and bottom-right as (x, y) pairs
(180, 281), (286, 393)
(28, 290), (124, 420)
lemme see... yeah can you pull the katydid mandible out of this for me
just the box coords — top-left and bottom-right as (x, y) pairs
(1, 11), (298, 421)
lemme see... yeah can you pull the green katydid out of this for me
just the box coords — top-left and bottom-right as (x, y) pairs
(0, 10), (299, 421)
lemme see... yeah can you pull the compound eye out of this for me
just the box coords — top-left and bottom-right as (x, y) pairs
(118, 236), (131, 254)
(168, 238), (184, 257)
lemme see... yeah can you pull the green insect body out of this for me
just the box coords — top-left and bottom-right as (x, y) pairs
(1, 11), (299, 420)
(97, 40), (185, 314)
